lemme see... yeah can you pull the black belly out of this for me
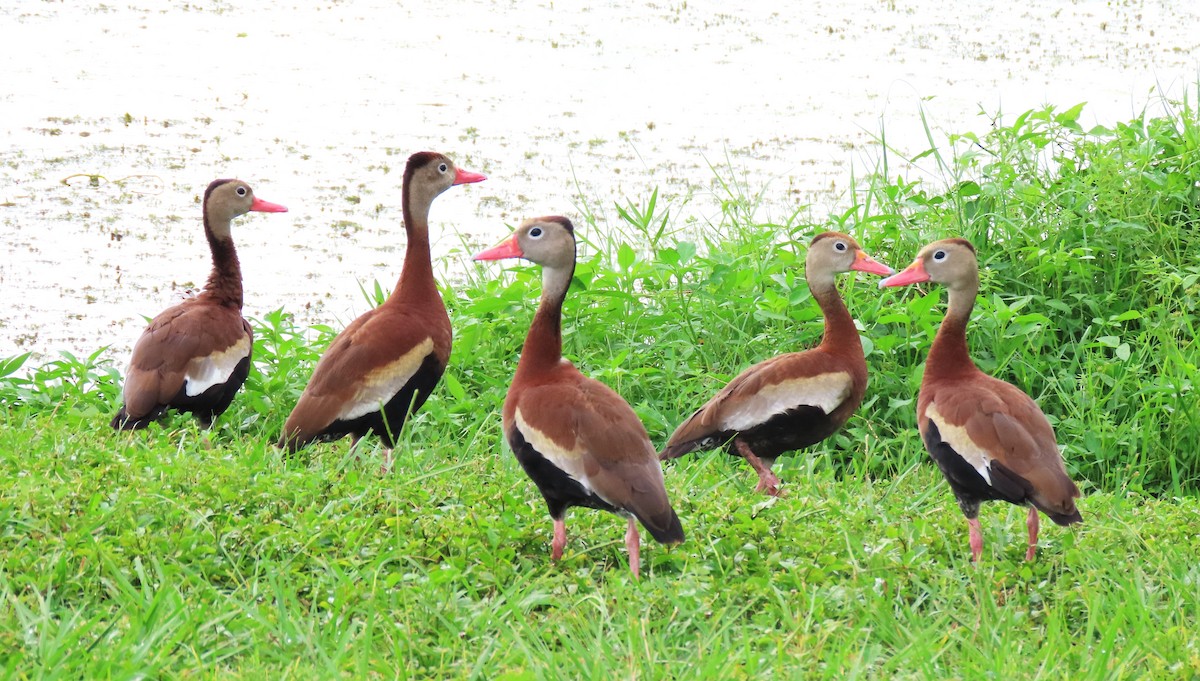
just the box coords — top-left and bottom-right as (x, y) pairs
(169, 354), (253, 428)
(922, 420), (1034, 518)
(508, 427), (620, 520)
(715, 405), (839, 460)
(319, 354), (445, 448)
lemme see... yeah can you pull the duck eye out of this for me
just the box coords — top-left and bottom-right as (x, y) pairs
(236, 186), (248, 197)
(834, 241), (847, 251)
(529, 227), (544, 238)
(933, 250), (947, 262)
(438, 163), (448, 173)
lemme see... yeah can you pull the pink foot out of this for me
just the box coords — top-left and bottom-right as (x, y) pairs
(1025, 506), (1040, 562)
(753, 472), (785, 497)
(968, 517), (983, 563)
(378, 448), (393, 475)
(626, 517), (641, 579)
(551, 518), (567, 561)
(736, 440), (784, 497)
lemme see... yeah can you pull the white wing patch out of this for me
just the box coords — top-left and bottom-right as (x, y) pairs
(338, 338), (435, 420)
(514, 408), (595, 494)
(927, 402), (993, 485)
(720, 371), (852, 431)
(183, 335), (251, 396)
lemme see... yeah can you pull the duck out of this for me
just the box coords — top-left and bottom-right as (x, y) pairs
(879, 238), (1083, 561)
(474, 216), (683, 578)
(278, 152), (485, 469)
(111, 179), (287, 430)
(660, 232), (893, 495)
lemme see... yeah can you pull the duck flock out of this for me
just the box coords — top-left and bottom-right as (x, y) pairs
(108, 151), (1083, 577)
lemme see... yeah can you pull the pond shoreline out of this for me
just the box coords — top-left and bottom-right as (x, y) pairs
(2, 0), (1197, 364)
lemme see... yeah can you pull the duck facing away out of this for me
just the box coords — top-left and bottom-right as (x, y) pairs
(880, 238), (1083, 561)
(474, 217), (683, 578)
(111, 179), (288, 430)
(660, 232), (892, 496)
(278, 152), (485, 468)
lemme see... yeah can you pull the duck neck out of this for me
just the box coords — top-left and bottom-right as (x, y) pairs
(926, 283), (978, 379)
(201, 213), (242, 308)
(392, 182), (438, 304)
(810, 274), (862, 356)
(516, 262), (574, 376)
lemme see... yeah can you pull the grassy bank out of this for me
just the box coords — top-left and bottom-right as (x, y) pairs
(1, 95), (1199, 677)
(2, 418), (1198, 678)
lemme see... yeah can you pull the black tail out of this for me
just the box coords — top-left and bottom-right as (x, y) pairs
(110, 406), (160, 430)
(1031, 485), (1083, 527)
(659, 442), (693, 461)
(639, 507), (685, 545)
(1042, 505), (1083, 526)
(659, 436), (717, 461)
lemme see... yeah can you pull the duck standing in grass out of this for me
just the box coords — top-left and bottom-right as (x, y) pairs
(474, 216), (683, 578)
(880, 238), (1082, 561)
(111, 179), (288, 430)
(660, 232), (892, 496)
(278, 152), (484, 470)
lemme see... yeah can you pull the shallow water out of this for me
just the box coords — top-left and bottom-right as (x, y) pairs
(1, 0), (1197, 364)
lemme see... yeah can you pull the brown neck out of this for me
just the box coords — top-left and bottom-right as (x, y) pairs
(926, 284), (978, 379)
(810, 276), (862, 356)
(202, 216), (242, 308)
(391, 181), (439, 304)
(515, 262), (574, 376)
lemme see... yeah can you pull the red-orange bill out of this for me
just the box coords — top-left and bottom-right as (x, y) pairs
(851, 250), (894, 276)
(250, 197), (288, 213)
(473, 235), (522, 261)
(879, 260), (929, 287)
(454, 168), (487, 185)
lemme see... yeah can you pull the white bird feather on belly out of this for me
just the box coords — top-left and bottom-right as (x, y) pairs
(338, 338), (434, 420)
(926, 402), (993, 485)
(514, 408), (595, 495)
(184, 335), (251, 396)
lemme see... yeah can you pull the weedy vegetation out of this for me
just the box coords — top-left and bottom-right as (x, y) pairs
(1, 94), (1199, 678)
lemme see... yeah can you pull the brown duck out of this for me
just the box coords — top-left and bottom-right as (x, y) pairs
(111, 179), (287, 430)
(278, 152), (485, 470)
(660, 232), (892, 495)
(474, 217), (684, 578)
(880, 238), (1083, 561)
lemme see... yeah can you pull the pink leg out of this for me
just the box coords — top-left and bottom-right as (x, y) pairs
(626, 517), (641, 579)
(1025, 506), (1040, 562)
(551, 518), (567, 561)
(968, 517), (984, 562)
(734, 440), (784, 497)
(379, 448), (393, 475)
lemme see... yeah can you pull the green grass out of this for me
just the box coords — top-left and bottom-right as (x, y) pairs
(1, 418), (1198, 678)
(2, 92), (1199, 677)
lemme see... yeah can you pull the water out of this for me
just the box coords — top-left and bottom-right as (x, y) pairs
(1, 0), (1196, 363)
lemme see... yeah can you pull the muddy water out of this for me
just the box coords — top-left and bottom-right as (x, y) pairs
(1, 0), (1197, 364)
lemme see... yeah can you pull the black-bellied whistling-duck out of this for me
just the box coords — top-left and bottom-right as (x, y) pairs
(278, 152), (485, 467)
(111, 179), (288, 430)
(660, 232), (893, 496)
(473, 217), (683, 578)
(880, 238), (1083, 561)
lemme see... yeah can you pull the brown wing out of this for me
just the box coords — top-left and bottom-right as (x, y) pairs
(510, 370), (681, 542)
(122, 300), (247, 419)
(281, 304), (451, 444)
(664, 349), (853, 452)
(922, 376), (1081, 518)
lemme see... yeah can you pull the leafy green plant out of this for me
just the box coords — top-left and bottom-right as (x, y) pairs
(2, 92), (1200, 677)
